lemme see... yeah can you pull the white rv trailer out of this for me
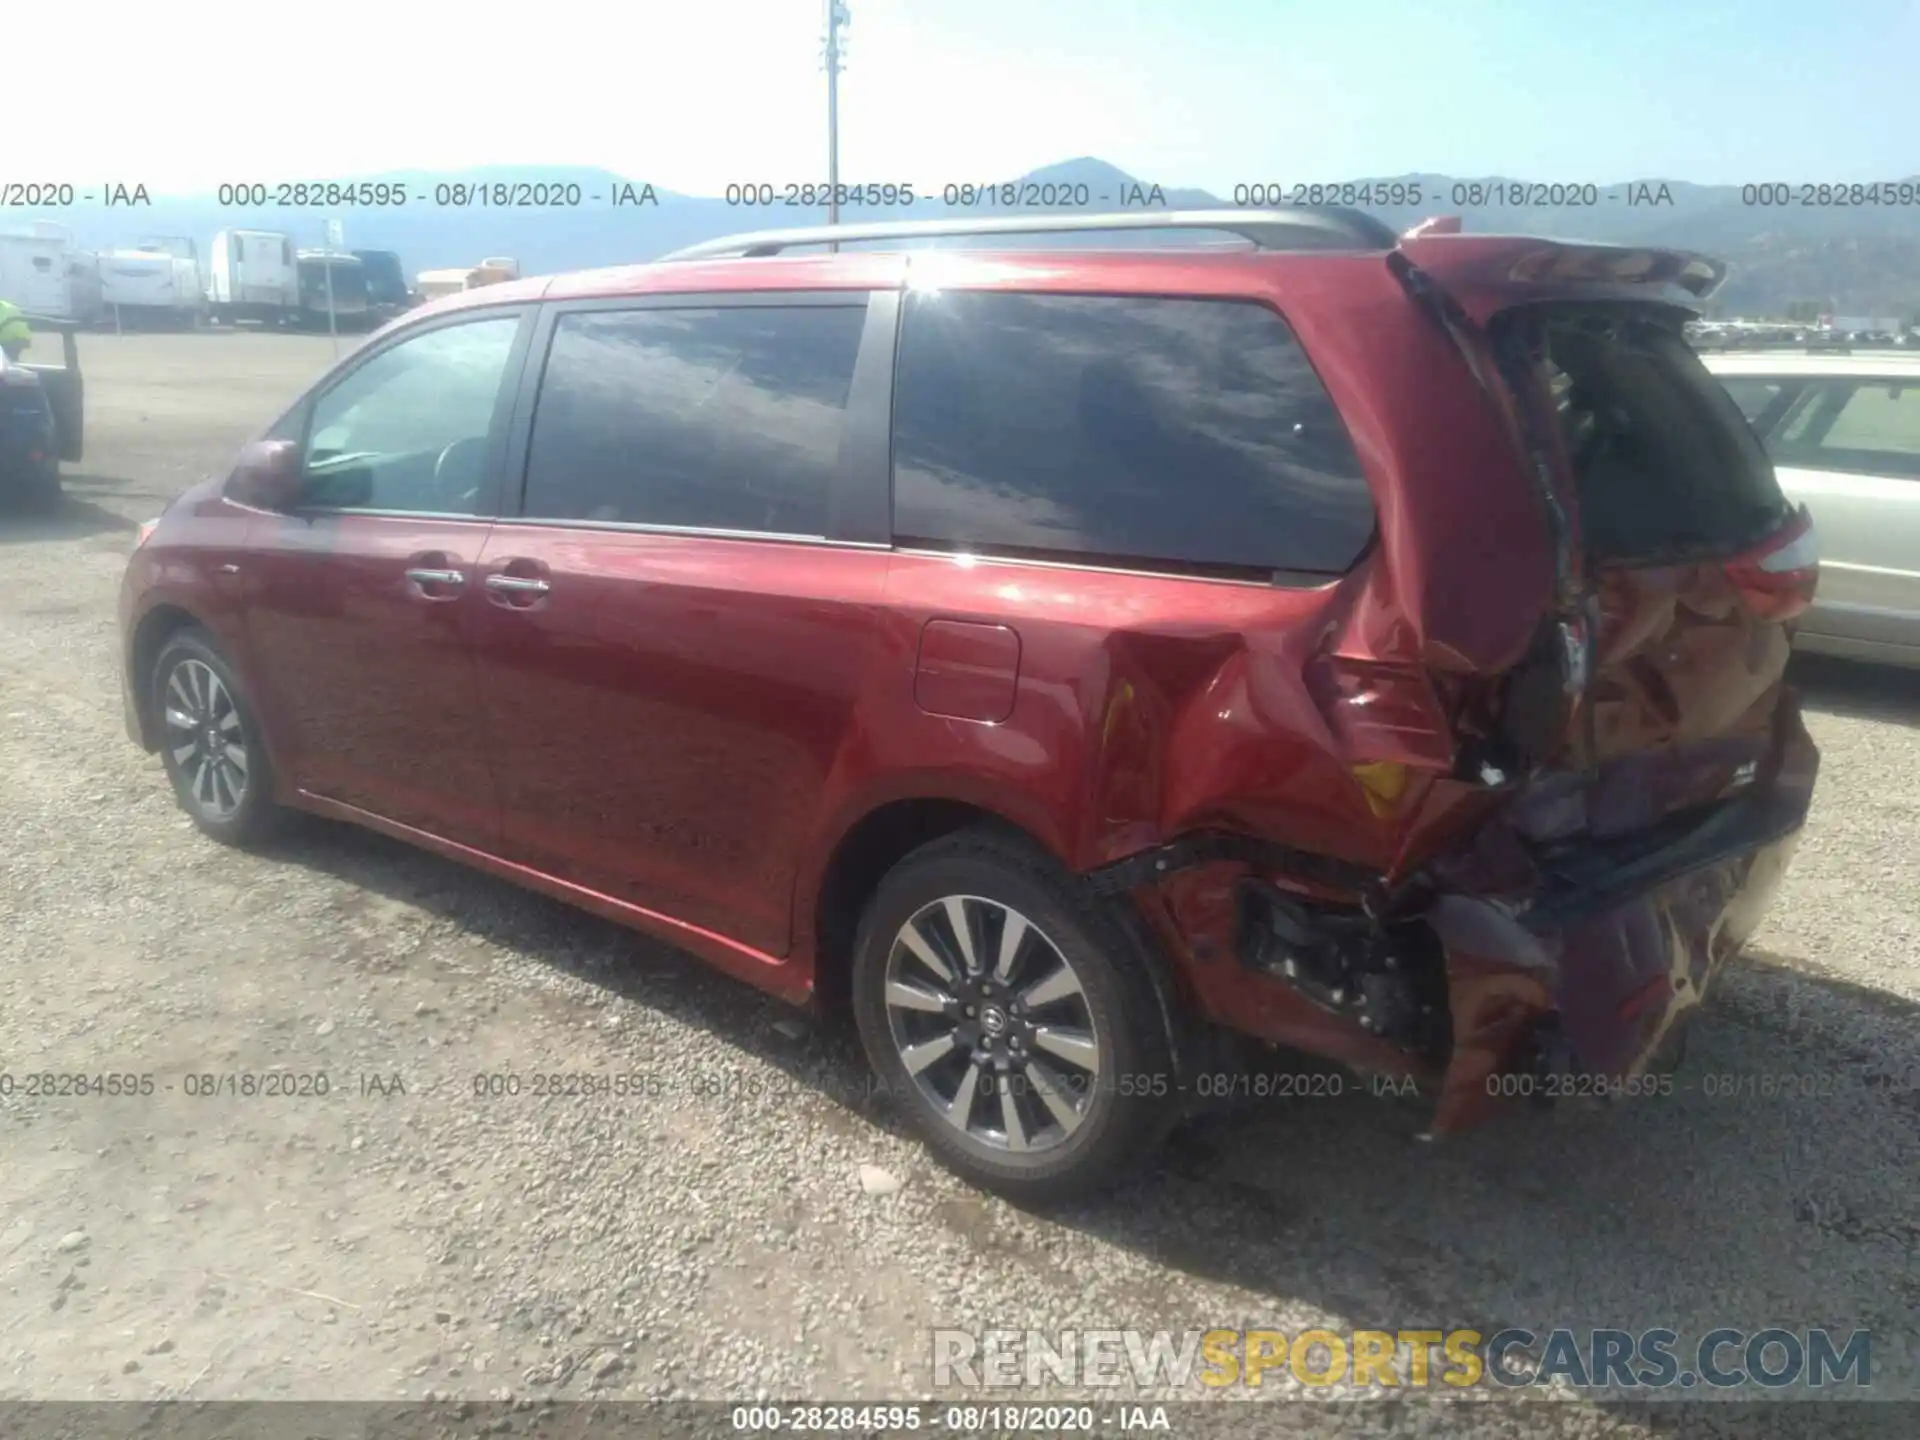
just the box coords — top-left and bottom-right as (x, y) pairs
(95, 240), (202, 328)
(0, 225), (103, 326)
(205, 229), (298, 325)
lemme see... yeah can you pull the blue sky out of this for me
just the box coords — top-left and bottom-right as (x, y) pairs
(17, 0), (1919, 194)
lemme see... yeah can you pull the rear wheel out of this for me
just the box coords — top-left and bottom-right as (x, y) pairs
(851, 828), (1180, 1201)
(150, 629), (284, 847)
(15, 457), (61, 511)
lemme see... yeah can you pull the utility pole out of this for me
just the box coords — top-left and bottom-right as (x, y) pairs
(323, 218), (344, 359)
(823, 0), (850, 248)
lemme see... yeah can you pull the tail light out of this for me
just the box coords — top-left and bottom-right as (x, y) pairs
(135, 518), (160, 549)
(1723, 505), (1818, 621)
(1310, 657), (1456, 770)
(1350, 759), (1412, 818)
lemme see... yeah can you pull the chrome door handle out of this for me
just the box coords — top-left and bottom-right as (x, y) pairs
(405, 567), (465, 586)
(485, 575), (551, 595)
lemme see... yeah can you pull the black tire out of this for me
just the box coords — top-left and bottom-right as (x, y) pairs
(24, 457), (63, 510)
(2, 456), (62, 513)
(851, 827), (1181, 1202)
(150, 628), (285, 847)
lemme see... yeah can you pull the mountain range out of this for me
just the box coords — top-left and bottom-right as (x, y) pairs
(40, 157), (1920, 318)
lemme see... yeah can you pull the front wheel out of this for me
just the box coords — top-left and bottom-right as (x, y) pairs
(150, 629), (284, 847)
(851, 828), (1180, 1202)
(16, 456), (62, 511)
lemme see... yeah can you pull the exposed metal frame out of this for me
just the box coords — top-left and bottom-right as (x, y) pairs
(659, 207), (1401, 261)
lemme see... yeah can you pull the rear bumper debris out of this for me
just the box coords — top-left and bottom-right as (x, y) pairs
(1427, 700), (1818, 1129)
(1135, 697), (1818, 1132)
(1428, 810), (1804, 1130)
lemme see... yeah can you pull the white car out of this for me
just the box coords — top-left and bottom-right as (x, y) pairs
(1705, 351), (1920, 668)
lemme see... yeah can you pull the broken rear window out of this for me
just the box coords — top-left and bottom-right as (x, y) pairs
(1538, 312), (1792, 564)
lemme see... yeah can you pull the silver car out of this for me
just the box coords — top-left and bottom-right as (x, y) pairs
(1705, 351), (1920, 667)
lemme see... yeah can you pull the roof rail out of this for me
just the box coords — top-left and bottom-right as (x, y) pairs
(658, 207), (1401, 261)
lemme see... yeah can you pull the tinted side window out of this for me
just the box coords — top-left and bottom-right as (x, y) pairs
(522, 304), (868, 536)
(890, 292), (1374, 577)
(1771, 379), (1920, 479)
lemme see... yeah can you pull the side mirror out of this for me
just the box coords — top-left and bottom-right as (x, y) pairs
(227, 439), (304, 511)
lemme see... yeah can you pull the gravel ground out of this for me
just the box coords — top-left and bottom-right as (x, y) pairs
(0, 333), (1915, 1437)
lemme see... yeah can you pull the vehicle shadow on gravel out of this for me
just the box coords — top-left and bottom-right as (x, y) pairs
(1791, 653), (1920, 730)
(0, 476), (141, 545)
(263, 817), (906, 1125)
(264, 817), (1920, 1398)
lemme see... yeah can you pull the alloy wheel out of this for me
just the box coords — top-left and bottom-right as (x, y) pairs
(883, 894), (1103, 1154)
(163, 658), (249, 820)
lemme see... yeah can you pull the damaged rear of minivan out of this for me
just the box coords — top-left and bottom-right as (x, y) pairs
(1134, 234), (1820, 1133)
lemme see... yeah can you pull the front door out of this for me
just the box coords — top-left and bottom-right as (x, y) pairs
(470, 298), (886, 952)
(240, 309), (530, 842)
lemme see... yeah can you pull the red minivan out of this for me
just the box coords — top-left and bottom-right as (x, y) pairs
(120, 210), (1821, 1198)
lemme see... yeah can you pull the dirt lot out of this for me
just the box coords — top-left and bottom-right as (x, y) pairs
(1, 332), (1916, 1434)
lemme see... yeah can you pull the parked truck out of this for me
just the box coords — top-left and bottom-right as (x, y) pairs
(206, 229), (298, 326)
(295, 250), (372, 330)
(349, 248), (416, 323)
(0, 317), (84, 509)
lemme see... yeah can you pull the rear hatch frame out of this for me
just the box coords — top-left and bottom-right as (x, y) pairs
(1377, 233), (1822, 1121)
(1386, 234), (1815, 778)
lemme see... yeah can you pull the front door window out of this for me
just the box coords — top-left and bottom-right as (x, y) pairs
(303, 317), (520, 514)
